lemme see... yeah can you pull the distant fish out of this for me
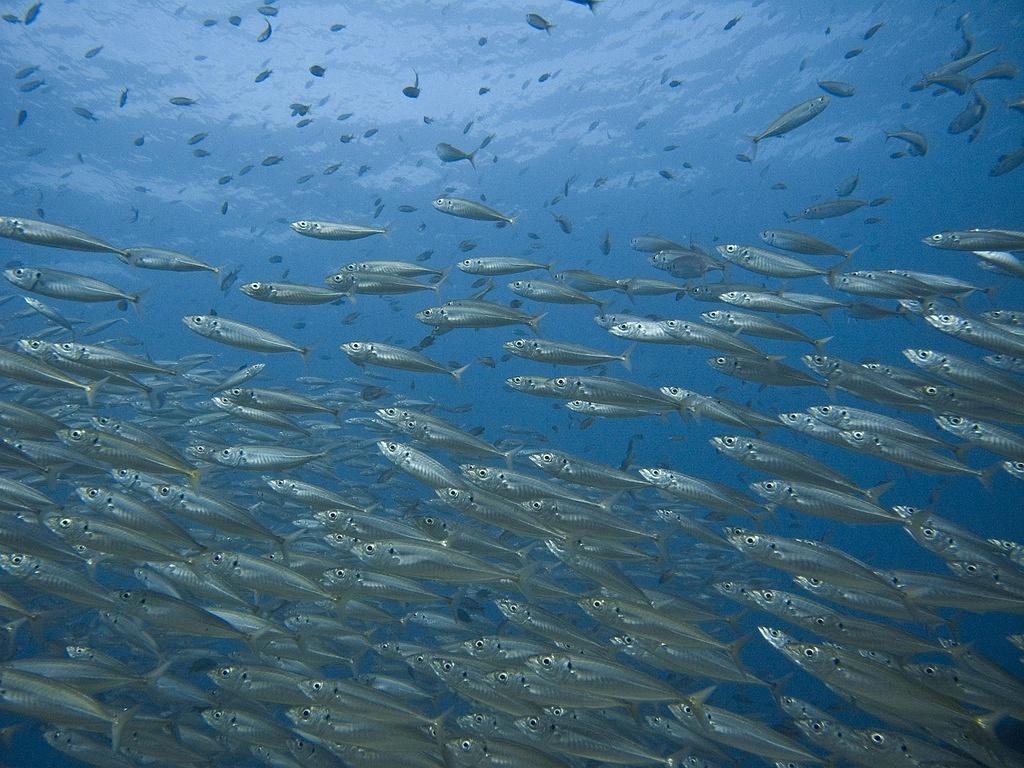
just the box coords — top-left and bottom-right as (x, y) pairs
(527, 13), (554, 33)
(309, 64), (325, 77)
(436, 142), (476, 167)
(16, 109), (27, 127)
(723, 16), (740, 30)
(72, 106), (97, 121)
(403, 71), (420, 98)
(257, 19), (271, 41)
(84, 45), (103, 59)
(23, 2), (41, 24)
(169, 96), (197, 106)
(749, 95), (829, 149)
(255, 69), (272, 83)
(817, 80), (855, 97)
(118, 88), (128, 107)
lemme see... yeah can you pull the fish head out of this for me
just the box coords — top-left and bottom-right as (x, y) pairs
(431, 198), (451, 213)
(240, 281), (271, 298)
(340, 341), (371, 362)
(753, 480), (790, 503)
(526, 653), (573, 682)
(75, 486), (108, 506)
(375, 406), (404, 423)
(415, 306), (444, 325)
(659, 385), (692, 403)
(17, 337), (50, 356)
(922, 231), (957, 248)
(186, 443), (216, 462)
(528, 451), (561, 471)
(41, 512), (78, 537)
(286, 705), (331, 733)
(183, 314), (216, 334)
(0, 551), (38, 576)
(4, 267), (40, 288)
(57, 426), (94, 448)
(707, 354), (735, 373)
(353, 539), (396, 567)
(503, 338), (531, 354)
(716, 244), (742, 260)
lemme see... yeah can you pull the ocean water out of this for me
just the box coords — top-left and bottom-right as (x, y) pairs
(1, 1), (1023, 766)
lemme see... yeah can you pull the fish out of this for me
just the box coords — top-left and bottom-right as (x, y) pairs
(436, 143), (477, 168)
(432, 197), (515, 224)
(4, 266), (140, 307)
(120, 246), (219, 274)
(817, 80), (855, 97)
(749, 95), (829, 146)
(885, 127), (928, 156)
(168, 96), (196, 106)
(0, 216), (126, 255)
(759, 228), (857, 258)
(341, 342), (469, 381)
(527, 13), (554, 33)
(182, 314), (309, 363)
(785, 198), (868, 220)
(290, 220), (388, 240)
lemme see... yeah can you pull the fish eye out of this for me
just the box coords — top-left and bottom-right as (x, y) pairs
(812, 721), (823, 732)
(541, 656), (552, 666)
(496, 671), (509, 681)
(554, 377), (566, 386)
(527, 717), (538, 727)
(220, 449), (231, 457)
(852, 430), (863, 438)
(514, 339), (525, 348)
(58, 517), (72, 528)
(460, 740), (472, 751)
(212, 553), (223, 563)
(473, 639), (485, 649)
(724, 437), (736, 446)
(350, 342), (361, 349)
(301, 708), (311, 718)
(219, 668), (230, 677)
(762, 590), (774, 600)
(725, 245), (737, 253)
(745, 536), (756, 545)
(928, 234), (943, 242)
(924, 386), (938, 395)
(87, 488), (99, 498)
(192, 317), (203, 324)
(119, 590), (131, 600)
(803, 648), (816, 657)
(715, 357), (726, 364)
(922, 527), (936, 538)
(871, 733), (884, 744)
(11, 555), (22, 565)
(364, 544), (375, 553)
(443, 661), (454, 671)
(249, 282), (261, 289)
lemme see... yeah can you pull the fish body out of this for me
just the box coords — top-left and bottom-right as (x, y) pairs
(0, 216), (125, 255)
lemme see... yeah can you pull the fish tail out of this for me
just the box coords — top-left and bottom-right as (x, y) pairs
(527, 312), (546, 334)
(812, 335), (833, 352)
(619, 342), (636, 371)
(187, 467), (203, 491)
(450, 363), (471, 384)
(978, 463), (999, 489)
(110, 705), (140, 754)
(299, 347), (311, 368)
(84, 376), (107, 407)
(467, 149), (477, 169)
(844, 244), (861, 259)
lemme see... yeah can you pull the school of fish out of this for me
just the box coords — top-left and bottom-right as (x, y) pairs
(1, 3), (1023, 768)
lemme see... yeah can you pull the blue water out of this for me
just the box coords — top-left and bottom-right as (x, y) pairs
(2, 1), (1024, 766)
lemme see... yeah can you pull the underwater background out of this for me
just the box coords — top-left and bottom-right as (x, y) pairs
(1, 1), (1023, 766)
